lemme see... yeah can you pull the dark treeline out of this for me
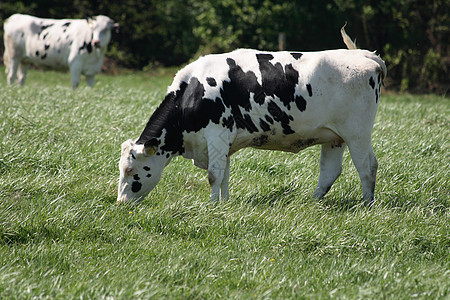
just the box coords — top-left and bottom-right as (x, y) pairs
(0, 0), (448, 93)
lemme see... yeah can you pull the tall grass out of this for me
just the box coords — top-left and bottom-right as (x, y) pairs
(0, 68), (448, 299)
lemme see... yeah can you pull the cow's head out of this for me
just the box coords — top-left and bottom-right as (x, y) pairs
(117, 139), (169, 204)
(88, 15), (119, 49)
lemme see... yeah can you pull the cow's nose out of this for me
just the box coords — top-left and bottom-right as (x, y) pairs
(93, 40), (100, 48)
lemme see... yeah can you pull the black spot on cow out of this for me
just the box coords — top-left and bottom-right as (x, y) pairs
(62, 22), (71, 27)
(290, 52), (303, 60)
(252, 135), (269, 147)
(180, 77), (225, 133)
(40, 24), (54, 31)
(42, 32), (49, 40)
(41, 53), (47, 59)
(222, 115), (234, 131)
(131, 181), (142, 193)
(220, 58), (263, 132)
(35, 51), (39, 56)
(222, 57), (263, 107)
(292, 138), (317, 149)
(306, 84), (313, 97)
(369, 77), (375, 89)
(375, 88), (379, 103)
(256, 54), (299, 109)
(294, 95), (307, 112)
(240, 114), (258, 133)
(146, 174), (152, 178)
(253, 90), (265, 104)
(377, 74), (381, 85)
(79, 41), (92, 53)
(265, 115), (274, 124)
(267, 101), (294, 134)
(259, 119), (271, 132)
(143, 166), (150, 171)
(44, 44), (50, 50)
(133, 174), (140, 180)
(206, 77), (217, 87)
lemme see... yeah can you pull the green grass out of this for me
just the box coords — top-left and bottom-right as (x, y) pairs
(0, 68), (449, 299)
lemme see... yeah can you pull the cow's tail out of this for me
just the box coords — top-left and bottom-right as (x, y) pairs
(367, 53), (387, 80)
(3, 18), (10, 74)
(3, 39), (9, 75)
(341, 23), (357, 50)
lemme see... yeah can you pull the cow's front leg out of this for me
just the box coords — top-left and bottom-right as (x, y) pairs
(69, 61), (82, 89)
(208, 166), (225, 202)
(206, 128), (231, 202)
(207, 150), (229, 202)
(313, 142), (346, 199)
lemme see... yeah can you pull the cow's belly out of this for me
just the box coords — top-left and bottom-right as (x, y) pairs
(22, 50), (69, 70)
(231, 126), (343, 154)
(181, 122), (344, 167)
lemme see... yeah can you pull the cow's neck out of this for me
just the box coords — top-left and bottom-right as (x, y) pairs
(136, 92), (184, 155)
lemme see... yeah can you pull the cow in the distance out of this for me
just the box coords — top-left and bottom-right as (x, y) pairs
(117, 28), (386, 205)
(3, 14), (118, 89)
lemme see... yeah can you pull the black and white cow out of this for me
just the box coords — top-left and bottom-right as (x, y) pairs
(3, 14), (118, 89)
(118, 29), (386, 205)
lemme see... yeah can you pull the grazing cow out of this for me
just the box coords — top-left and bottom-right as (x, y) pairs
(3, 14), (118, 89)
(117, 28), (386, 205)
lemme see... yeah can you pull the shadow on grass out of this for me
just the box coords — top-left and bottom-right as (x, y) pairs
(242, 185), (296, 207)
(239, 185), (444, 212)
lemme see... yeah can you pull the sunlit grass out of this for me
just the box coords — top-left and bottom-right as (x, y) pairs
(0, 68), (448, 298)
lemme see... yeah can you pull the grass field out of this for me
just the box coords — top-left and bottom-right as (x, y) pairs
(0, 68), (449, 299)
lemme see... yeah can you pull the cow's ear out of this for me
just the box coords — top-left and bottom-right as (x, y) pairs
(112, 22), (120, 33)
(87, 17), (94, 28)
(144, 138), (158, 156)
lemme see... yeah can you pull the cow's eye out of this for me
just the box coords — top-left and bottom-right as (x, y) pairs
(125, 167), (134, 175)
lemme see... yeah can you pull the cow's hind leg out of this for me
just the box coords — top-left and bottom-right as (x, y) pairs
(313, 143), (346, 199)
(69, 61), (82, 89)
(346, 139), (378, 205)
(4, 35), (20, 85)
(6, 57), (20, 85)
(220, 157), (231, 201)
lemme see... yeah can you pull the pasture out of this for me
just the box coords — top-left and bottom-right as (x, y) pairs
(0, 68), (448, 298)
